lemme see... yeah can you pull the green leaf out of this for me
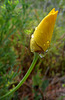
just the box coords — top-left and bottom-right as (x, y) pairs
(41, 80), (49, 92)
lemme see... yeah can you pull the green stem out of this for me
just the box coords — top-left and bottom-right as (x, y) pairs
(0, 53), (39, 99)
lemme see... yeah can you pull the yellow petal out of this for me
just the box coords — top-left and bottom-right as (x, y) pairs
(48, 8), (55, 14)
(30, 8), (58, 52)
(30, 34), (41, 52)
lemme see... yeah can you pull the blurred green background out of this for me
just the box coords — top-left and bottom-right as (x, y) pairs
(0, 0), (65, 100)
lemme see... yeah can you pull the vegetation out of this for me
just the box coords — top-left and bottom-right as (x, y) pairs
(0, 0), (65, 100)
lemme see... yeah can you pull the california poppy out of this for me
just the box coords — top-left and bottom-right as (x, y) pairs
(30, 8), (58, 52)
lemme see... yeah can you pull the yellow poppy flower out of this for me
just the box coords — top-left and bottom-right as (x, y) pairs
(30, 8), (58, 52)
